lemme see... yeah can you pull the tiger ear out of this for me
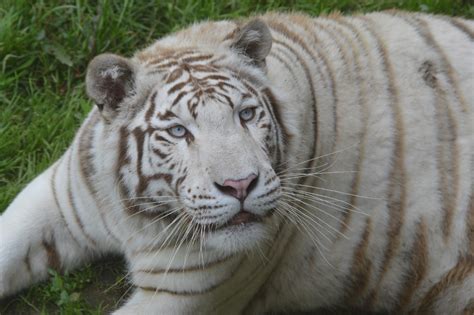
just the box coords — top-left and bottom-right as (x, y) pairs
(86, 53), (136, 121)
(231, 19), (272, 68)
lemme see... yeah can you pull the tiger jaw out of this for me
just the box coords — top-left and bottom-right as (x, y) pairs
(177, 191), (279, 253)
(203, 210), (275, 254)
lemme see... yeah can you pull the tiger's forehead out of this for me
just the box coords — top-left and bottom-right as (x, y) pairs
(142, 57), (257, 123)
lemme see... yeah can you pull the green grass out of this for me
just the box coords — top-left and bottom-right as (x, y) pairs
(0, 0), (472, 313)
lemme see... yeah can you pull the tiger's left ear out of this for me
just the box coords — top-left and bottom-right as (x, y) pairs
(86, 53), (136, 121)
(230, 19), (272, 68)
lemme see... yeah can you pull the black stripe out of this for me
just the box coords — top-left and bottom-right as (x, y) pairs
(334, 16), (375, 236)
(268, 50), (299, 82)
(78, 112), (121, 244)
(358, 15), (407, 307)
(67, 149), (97, 247)
(267, 21), (318, 174)
(51, 161), (82, 247)
(261, 88), (287, 168)
(447, 17), (474, 41)
(138, 258), (245, 296)
(136, 254), (234, 274)
(396, 13), (461, 241)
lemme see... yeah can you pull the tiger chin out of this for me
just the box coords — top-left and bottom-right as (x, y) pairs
(1, 10), (473, 315)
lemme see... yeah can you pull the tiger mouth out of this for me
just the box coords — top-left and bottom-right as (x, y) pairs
(222, 210), (263, 228)
(198, 211), (263, 232)
(213, 208), (276, 231)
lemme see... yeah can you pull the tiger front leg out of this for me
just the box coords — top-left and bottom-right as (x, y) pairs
(0, 164), (102, 298)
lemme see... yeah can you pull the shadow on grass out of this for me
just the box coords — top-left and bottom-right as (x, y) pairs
(0, 256), (130, 314)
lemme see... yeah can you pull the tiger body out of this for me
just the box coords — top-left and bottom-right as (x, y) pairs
(0, 11), (473, 314)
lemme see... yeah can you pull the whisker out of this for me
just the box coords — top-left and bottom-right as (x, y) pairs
(274, 206), (336, 270)
(255, 242), (269, 264)
(277, 161), (331, 176)
(278, 174), (324, 182)
(113, 278), (135, 309)
(118, 195), (177, 202)
(279, 170), (358, 180)
(148, 213), (188, 301)
(277, 161), (331, 175)
(281, 187), (369, 217)
(276, 205), (331, 253)
(139, 212), (189, 273)
(183, 216), (199, 270)
(125, 206), (184, 244)
(276, 142), (358, 172)
(278, 199), (341, 243)
(274, 206), (334, 268)
(282, 181), (382, 200)
(280, 193), (351, 239)
(163, 215), (192, 276)
(110, 210), (186, 297)
(121, 200), (176, 215)
(199, 223), (205, 268)
(153, 211), (188, 252)
(119, 199), (180, 224)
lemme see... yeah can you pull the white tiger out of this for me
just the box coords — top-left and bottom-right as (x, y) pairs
(0, 10), (473, 314)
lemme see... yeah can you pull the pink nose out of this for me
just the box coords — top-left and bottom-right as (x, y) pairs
(215, 174), (258, 201)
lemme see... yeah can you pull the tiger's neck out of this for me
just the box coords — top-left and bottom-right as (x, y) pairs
(121, 215), (295, 313)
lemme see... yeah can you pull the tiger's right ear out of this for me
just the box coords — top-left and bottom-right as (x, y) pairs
(86, 54), (136, 121)
(230, 19), (272, 69)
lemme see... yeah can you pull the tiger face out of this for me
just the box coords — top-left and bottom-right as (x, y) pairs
(86, 20), (285, 254)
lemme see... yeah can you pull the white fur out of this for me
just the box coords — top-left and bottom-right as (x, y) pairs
(1, 11), (473, 314)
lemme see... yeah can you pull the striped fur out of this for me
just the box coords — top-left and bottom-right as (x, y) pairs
(1, 11), (473, 314)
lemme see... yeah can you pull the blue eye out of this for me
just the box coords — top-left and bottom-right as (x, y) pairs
(168, 125), (187, 138)
(239, 107), (256, 122)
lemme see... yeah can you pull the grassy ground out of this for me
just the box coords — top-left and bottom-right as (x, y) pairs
(0, 0), (472, 314)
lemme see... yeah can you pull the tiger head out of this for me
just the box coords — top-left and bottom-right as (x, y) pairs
(86, 20), (286, 254)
